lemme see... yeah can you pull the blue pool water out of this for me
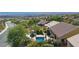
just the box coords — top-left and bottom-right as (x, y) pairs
(36, 37), (44, 42)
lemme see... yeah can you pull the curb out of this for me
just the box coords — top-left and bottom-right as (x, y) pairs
(0, 23), (8, 35)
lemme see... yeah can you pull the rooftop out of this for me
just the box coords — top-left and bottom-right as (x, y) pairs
(67, 34), (79, 47)
(37, 20), (48, 26)
(50, 22), (78, 38)
(45, 21), (60, 28)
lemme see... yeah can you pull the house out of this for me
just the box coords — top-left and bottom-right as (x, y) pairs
(37, 20), (48, 26)
(49, 22), (79, 39)
(49, 22), (79, 46)
(67, 34), (79, 47)
(44, 21), (60, 28)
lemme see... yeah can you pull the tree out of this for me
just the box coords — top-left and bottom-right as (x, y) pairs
(52, 15), (63, 21)
(48, 15), (63, 22)
(11, 19), (20, 24)
(32, 19), (40, 24)
(31, 25), (44, 34)
(27, 20), (35, 27)
(19, 20), (29, 28)
(7, 25), (30, 47)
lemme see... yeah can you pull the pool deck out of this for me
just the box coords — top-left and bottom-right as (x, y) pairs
(26, 34), (50, 41)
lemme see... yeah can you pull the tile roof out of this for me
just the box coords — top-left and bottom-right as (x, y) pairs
(50, 22), (78, 38)
(45, 21), (60, 28)
(37, 20), (48, 25)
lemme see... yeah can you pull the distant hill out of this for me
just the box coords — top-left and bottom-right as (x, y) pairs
(0, 12), (79, 17)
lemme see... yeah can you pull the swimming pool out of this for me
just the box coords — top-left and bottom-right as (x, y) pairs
(36, 37), (44, 42)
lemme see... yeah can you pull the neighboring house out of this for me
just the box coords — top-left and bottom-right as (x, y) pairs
(37, 20), (48, 26)
(44, 21), (60, 28)
(67, 34), (79, 47)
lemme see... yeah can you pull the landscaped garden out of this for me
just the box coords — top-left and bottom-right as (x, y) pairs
(7, 18), (54, 47)
(7, 14), (79, 47)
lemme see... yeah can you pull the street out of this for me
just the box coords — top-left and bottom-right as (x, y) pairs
(0, 21), (15, 47)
